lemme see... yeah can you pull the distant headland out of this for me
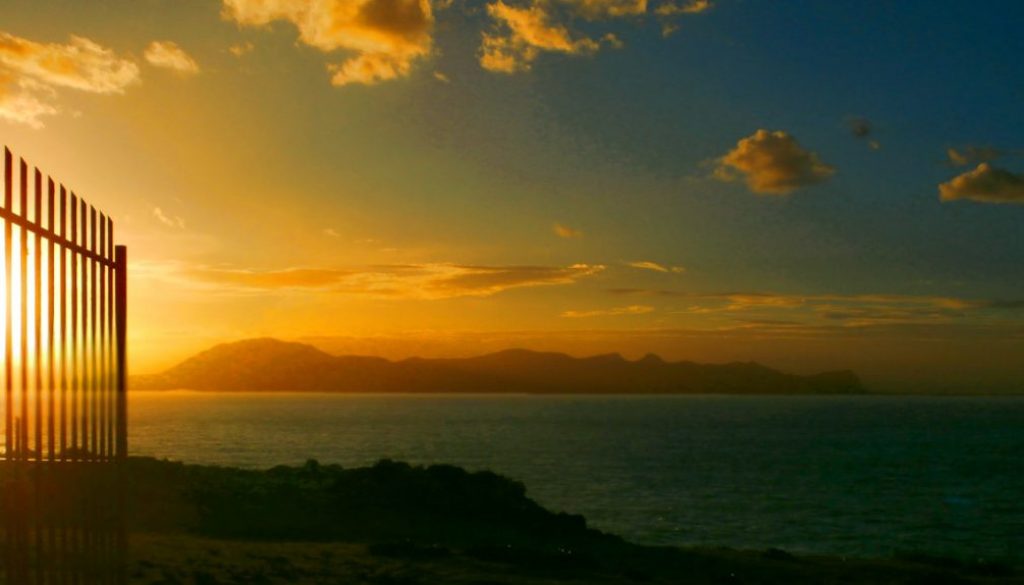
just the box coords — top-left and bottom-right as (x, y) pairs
(132, 338), (864, 395)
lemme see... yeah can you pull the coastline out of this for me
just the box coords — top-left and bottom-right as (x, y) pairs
(6, 457), (1015, 584)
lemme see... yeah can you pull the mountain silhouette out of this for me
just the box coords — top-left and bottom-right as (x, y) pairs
(132, 338), (864, 394)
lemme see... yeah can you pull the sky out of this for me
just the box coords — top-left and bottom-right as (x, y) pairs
(0, 0), (1022, 391)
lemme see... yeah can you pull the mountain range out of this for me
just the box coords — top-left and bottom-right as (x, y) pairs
(131, 338), (864, 395)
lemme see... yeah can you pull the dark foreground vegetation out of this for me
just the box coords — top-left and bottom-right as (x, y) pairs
(3, 458), (1021, 584)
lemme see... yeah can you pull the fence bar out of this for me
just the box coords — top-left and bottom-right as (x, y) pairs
(70, 193), (78, 459)
(115, 245), (126, 460)
(90, 206), (97, 460)
(80, 198), (88, 460)
(19, 159), (28, 460)
(47, 178), (55, 462)
(107, 218), (115, 460)
(3, 148), (11, 459)
(99, 215), (107, 459)
(59, 186), (67, 461)
(34, 168), (42, 460)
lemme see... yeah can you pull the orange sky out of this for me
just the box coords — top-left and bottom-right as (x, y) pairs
(2, 0), (1023, 392)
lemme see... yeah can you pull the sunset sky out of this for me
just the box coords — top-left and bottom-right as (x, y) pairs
(1, 0), (1022, 391)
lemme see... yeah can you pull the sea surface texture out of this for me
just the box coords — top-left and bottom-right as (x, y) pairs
(131, 393), (1023, 562)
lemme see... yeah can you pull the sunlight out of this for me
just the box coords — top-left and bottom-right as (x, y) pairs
(1, 153), (118, 462)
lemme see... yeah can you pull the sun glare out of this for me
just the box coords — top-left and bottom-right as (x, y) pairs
(0, 155), (119, 462)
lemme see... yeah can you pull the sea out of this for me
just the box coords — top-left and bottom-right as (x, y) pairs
(130, 392), (1024, 563)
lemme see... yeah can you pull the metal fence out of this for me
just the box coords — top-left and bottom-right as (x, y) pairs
(0, 145), (128, 583)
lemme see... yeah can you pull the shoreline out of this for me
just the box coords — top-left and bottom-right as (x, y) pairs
(2, 457), (1020, 583)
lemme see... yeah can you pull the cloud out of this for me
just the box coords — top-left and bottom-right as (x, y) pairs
(846, 116), (880, 150)
(553, 222), (583, 238)
(323, 227), (340, 237)
(938, 163), (1024, 205)
(0, 32), (140, 94)
(714, 129), (835, 195)
(570, 0), (648, 19)
(144, 41), (200, 75)
(946, 145), (1003, 167)
(627, 261), (684, 273)
(0, 31), (139, 127)
(0, 72), (58, 128)
(153, 207), (186, 229)
(174, 262), (605, 299)
(433, 70), (450, 83)
(229, 41), (255, 57)
(607, 289), (1024, 329)
(655, 0), (713, 16)
(222, 0), (434, 86)
(563, 305), (654, 318)
(846, 116), (871, 138)
(480, 1), (601, 73)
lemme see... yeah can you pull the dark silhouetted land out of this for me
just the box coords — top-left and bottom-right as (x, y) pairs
(132, 338), (863, 394)
(4, 458), (1017, 583)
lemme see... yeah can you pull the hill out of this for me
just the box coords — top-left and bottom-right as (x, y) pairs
(132, 338), (864, 394)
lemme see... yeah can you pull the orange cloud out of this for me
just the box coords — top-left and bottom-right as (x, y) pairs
(715, 129), (834, 195)
(0, 31), (139, 127)
(145, 41), (200, 75)
(627, 261), (684, 274)
(946, 145), (1003, 167)
(480, 1), (601, 73)
(169, 262), (605, 299)
(222, 0), (433, 86)
(562, 304), (654, 318)
(0, 32), (140, 94)
(0, 71), (57, 128)
(153, 207), (186, 229)
(571, 0), (648, 18)
(229, 42), (256, 57)
(655, 0), (712, 16)
(553, 222), (583, 238)
(939, 163), (1024, 205)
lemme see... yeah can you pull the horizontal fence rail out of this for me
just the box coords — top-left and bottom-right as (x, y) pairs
(1, 145), (128, 584)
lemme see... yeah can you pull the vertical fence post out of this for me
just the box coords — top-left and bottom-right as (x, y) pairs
(114, 246), (127, 460)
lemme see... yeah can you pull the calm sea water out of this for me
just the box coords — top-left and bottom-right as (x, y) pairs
(130, 392), (1024, 562)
